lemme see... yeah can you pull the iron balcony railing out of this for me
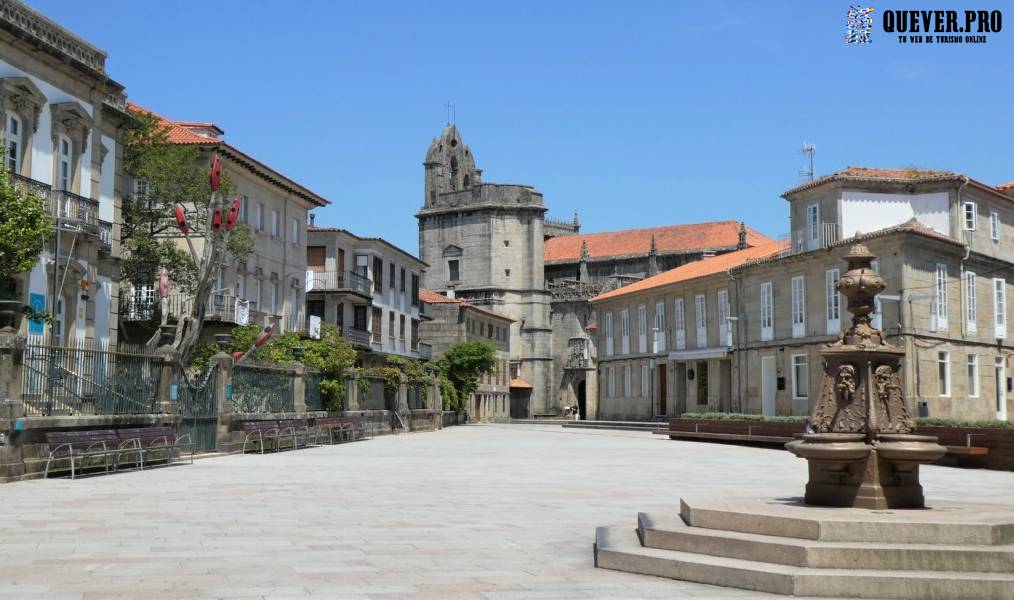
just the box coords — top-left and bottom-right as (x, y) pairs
(417, 342), (432, 361)
(122, 292), (279, 326)
(10, 173), (101, 238)
(305, 270), (372, 296)
(341, 326), (371, 348)
(98, 220), (112, 252)
(792, 222), (839, 254)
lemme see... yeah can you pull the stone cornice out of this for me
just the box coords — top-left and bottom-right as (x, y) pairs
(0, 0), (107, 77)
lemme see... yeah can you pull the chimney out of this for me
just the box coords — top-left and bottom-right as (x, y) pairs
(309, 213), (316, 227)
(648, 235), (659, 277)
(737, 222), (748, 249)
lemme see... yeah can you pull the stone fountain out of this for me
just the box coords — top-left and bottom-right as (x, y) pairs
(786, 244), (945, 509)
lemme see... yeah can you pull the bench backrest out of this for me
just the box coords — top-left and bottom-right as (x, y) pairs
(242, 420), (279, 432)
(117, 427), (176, 443)
(47, 429), (120, 449)
(278, 419), (308, 429)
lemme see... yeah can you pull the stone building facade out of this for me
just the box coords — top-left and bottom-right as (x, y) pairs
(120, 104), (329, 343)
(1, 1), (132, 347)
(592, 167), (1014, 423)
(418, 289), (512, 421)
(417, 124), (774, 418)
(306, 227), (426, 367)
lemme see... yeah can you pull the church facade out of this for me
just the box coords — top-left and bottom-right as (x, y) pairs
(417, 124), (771, 418)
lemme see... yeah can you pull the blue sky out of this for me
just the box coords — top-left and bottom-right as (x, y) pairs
(31, 0), (1014, 252)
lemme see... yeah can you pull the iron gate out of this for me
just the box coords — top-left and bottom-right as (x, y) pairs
(175, 364), (219, 452)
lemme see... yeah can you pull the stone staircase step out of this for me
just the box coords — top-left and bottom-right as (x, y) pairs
(596, 526), (1014, 599)
(680, 496), (1014, 545)
(638, 512), (1014, 573)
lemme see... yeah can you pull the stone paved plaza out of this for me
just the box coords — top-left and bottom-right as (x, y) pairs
(3, 424), (1014, 600)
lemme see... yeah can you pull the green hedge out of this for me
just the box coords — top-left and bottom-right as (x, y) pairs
(679, 412), (808, 424)
(915, 417), (1014, 430)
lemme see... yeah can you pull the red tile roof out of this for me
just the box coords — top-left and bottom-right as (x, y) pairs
(544, 221), (772, 264)
(419, 289), (514, 322)
(127, 102), (329, 207)
(998, 181), (1014, 191)
(783, 166), (1013, 202)
(590, 240), (790, 303)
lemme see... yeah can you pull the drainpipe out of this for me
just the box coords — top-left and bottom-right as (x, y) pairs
(957, 176), (970, 337)
(727, 268), (741, 413)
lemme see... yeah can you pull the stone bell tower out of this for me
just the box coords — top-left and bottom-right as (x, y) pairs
(423, 125), (481, 207)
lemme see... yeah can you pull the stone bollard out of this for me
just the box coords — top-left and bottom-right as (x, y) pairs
(398, 374), (410, 414)
(430, 378), (442, 429)
(213, 351), (235, 453)
(0, 331), (25, 481)
(157, 346), (176, 414)
(292, 361), (306, 415)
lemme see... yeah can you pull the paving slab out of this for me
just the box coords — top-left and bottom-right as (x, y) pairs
(1, 424), (1013, 599)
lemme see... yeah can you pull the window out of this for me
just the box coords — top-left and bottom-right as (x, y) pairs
(967, 354), (980, 398)
(291, 218), (299, 243)
(5, 112), (21, 172)
(694, 294), (707, 347)
(792, 354), (809, 400)
(654, 301), (666, 353)
(487, 323), (493, 338)
(354, 305), (368, 330)
(388, 311), (396, 349)
(674, 298), (686, 350)
(994, 278), (1006, 339)
(240, 195), (248, 221)
(607, 367), (615, 397)
(411, 274), (419, 306)
(389, 263), (396, 289)
(641, 364), (650, 397)
(254, 202), (264, 231)
(57, 134), (72, 191)
(966, 271), (977, 335)
(400, 315), (406, 339)
(411, 319), (420, 350)
(760, 281), (774, 341)
(269, 283), (278, 313)
(448, 259), (460, 282)
(990, 210), (1000, 242)
(791, 275), (805, 338)
(807, 203), (820, 248)
(623, 365), (631, 397)
(826, 269), (841, 334)
(717, 289), (730, 346)
(251, 279), (260, 310)
(235, 276), (245, 300)
(271, 209), (280, 237)
(373, 257), (383, 292)
(604, 312), (614, 356)
(620, 309), (630, 354)
(400, 267), (406, 292)
(934, 263), (948, 331)
(696, 360), (709, 404)
(963, 201), (977, 231)
(938, 351), (950, 396)
(637, 304), (647, 353)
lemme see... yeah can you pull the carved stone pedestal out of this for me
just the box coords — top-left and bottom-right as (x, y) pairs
(801, 444), (929, 509)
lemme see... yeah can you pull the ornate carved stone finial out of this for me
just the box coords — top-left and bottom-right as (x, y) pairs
(737, 222), (748, 249)
(837, 243), (886, 347)
(649, 235), (657, 255)
(579, 240), (590, 261)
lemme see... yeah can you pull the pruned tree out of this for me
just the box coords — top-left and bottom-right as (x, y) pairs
(0, 163), (52, 300)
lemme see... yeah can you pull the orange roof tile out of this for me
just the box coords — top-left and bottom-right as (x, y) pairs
(784, 166), (1014, 202)
(544, 221), (772, 264)
(590, 240), (790, 303)
(419, 289), (514, 322)
(998, 181), (1014, 191)
(510, 378), (533, 389)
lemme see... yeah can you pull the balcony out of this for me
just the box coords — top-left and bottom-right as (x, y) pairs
(98, 220), (112, 253)
(340, 326), (371, 349)
(10, 173), (101, 239)
(416, 342), (432, 361)
(305, 270), (372, 298)
(792, 222), (839, 254)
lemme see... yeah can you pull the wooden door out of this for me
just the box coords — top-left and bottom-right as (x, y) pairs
(307, 246), (326, 272)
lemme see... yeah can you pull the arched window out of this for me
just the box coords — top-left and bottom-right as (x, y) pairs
(57, 134), (72, 192)
(5, 112), (21, 173)
(449, 156), (458, 190)
(463, 174), (470, 188)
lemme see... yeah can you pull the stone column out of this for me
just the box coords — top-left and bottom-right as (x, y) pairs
(0, 331), (25, 481)
(292, 363), (306, 414)
(430, 378), (442, 429)
(157, 346), (176, 414)
(345, 367), (359, 412)
(213, 351), (235, 453)
(398, 374), (410, 414)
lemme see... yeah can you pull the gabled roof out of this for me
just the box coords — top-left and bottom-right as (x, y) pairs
(128, 102), (330, 207)
(544, 221), (772, 264)
(419, 289), (514, 322)
(782, 166), (1011, 203)
(590, 240), (790, 303)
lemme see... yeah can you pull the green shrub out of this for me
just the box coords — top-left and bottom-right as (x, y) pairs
(915, 417), (1014, 430)
(679, 412), (808, 423)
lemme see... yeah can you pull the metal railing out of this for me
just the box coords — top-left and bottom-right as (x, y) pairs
(305, 369), (324, 411)
(10, 173), (101, 238)
(98, 220), (112, 252)
(792, 222), (839, 254)
(21, 337), (162, 416)
(231, 363), (295, 413)
(342, 326), (371, 348)
(306, 270), (372, 296)
(417, 342), (432, 360)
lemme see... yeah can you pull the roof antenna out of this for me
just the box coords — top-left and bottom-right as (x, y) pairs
(444, 101), (456, 125)
(800, 142), (816, 181)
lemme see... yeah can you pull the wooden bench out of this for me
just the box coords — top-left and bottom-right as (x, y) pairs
(44, 430), (122, 479)
(316, 416), (364, 444)
(241, 420), (282, 454)
(277, 419), (316, 449)
(115, 427), (195, 470)
(668, 430), (795, 445)
(945, 445), (990, 456)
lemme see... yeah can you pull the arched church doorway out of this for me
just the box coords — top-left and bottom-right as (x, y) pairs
(577, 380), (587, 420)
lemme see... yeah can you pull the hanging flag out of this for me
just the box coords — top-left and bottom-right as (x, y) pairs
(209, 153), (222, 192)
(234, 297), (250, 326)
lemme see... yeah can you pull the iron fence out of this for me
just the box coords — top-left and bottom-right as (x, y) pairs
(20, 337), (162, 416)
(305, 369), (323, 411)
(231, 363), (295, 413)
(360, 377), (388, 411)
(175, 363), (219, 452)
